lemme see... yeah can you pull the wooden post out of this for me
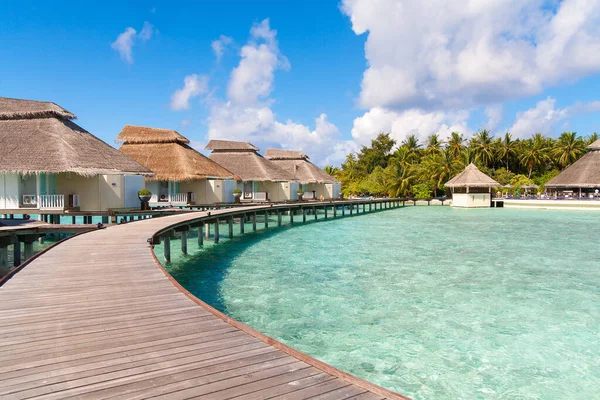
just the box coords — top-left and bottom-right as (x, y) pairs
(228, 217), (233, 239)
(289, 209), (294, 225)
(369, 203), (372, 212)
(163, 236), (171, 263)
(198, 224), (203, 246)
(333, 205), (337, 218)
(342, 205), (345, 217)
(72, 215), (76, 224)
(240, 214), (245, 234)
(214, 219), (220, 243)
(324, 206), (328, 219)
(350, 204), (353, 215)
(277, 210), (282, 227)
(313, 206), (317, 220)
(205, 222), (210, 239)
(302, 207), (306, 222)
(253, 212), (257, 232)
(13, 241), (21, 267)
(0, 246), (7, 273)
(181, 230), (188, 255)
(264, 211), (268, 229)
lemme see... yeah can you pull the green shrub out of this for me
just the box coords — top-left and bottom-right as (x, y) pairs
(297, 190), (305, 194)
(233, 189), (242, 194)
(138, 188), (152, 196)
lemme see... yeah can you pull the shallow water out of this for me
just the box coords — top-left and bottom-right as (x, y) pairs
(161, 207), (600, 399)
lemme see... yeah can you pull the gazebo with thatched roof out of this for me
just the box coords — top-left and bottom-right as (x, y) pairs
(445, 163), (501, 208)
(205, 140), (298, 202)
(264, 148), (340, 200)
(545, 139), (600, 199)
(0, 97), (152, 212)
(117, 126), (240, 205)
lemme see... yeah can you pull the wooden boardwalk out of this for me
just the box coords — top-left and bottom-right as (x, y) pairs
(0, 205), (408, 400)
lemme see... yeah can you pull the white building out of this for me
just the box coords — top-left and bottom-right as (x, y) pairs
(445, 163), (501, 208)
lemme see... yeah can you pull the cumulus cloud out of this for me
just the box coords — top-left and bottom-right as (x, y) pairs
(211, 35), (233, 62)
(203, 19), (345, 166)
(227, 19), (290, 105)
(341, 0), (600, 111)
(170, 74), (209, 110)
(111, 21), (156, 64)
(484, 105), (503, 132)
(509, 97), (600, 138)
(351, 107), (472, 146)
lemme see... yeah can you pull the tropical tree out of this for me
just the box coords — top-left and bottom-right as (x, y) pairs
(586, 132), (599, 146)
(447, 132), (464, 159)
(423, 148), (459, 196)
(472, 129), (495, 167)
(499, 132), (518, 171)
(323, 165), (339, 176)
(552, 132), (585, 168)
(520, 135), (548, 178)
(400, 134), (422, 163)
(385, 160), (416, 197)
(424, 134), (443, 156)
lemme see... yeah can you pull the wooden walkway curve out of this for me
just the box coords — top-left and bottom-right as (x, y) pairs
(0, 203), (409, 400)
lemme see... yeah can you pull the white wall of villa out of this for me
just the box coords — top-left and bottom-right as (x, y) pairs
(300, 182), (340, 200)
(0, 172), (143, 212)
(451, 192), (491, 208)
(145, 178), (237, 205)
(236, 181), (298, 202)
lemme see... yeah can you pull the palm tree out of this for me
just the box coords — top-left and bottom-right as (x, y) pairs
(499, 132), (518, 171)
(385, 160), (416, 197)
(552, 132), (585, 168)
(447, 132), (464, 159)
(424, 134), (443, 156)
(424, 149), (459, 196)
(400, 134), (421, 163)
(520, 136), (548, 178)
(472, 129), (495, 167)
(459, 147), (476, 168)
(586, 132), (599, 146)
(323, 165), (339, 176)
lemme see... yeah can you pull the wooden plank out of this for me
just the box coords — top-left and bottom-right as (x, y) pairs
(0, 205), (408, 400)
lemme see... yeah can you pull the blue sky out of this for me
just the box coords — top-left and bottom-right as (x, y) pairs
(2, 0), (600, 166)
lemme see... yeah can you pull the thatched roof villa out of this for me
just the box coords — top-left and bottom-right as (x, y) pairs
(445, 163), (501, 208)
(264, 148), (341, 199)
(205, 140), (298, 201)
(0, 97), (151, 212)
(545, 140), (600, 198)
(117, 126), (239, 205)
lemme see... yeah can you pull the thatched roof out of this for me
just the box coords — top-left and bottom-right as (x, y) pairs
(205, 140), (296, 182)
(0, 97), (151, 176)
(0, 97), (76, 120)
(116, 125), (189, 144)
(445, 163), (501, 188)
(205, 140), (259, 151)
(265, 148), (339, 184)
(118, 126), (239, 181)
(545, 145), (600, 188)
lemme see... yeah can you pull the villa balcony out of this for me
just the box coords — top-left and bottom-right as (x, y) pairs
(20, 194), (79, 210)
(150, 192), (195, 206)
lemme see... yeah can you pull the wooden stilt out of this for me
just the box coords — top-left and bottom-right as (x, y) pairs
(198, 224), (203, 246)
(253, 212), (257, 231)
(277, 210), (282, 227)
(205, 222), (210, 239)
(163, 236), (170, 263)
(290, 209), (294, 225)
(342, 205), (345, 216)
(313, 206), (317, 220)
(324, 206), (328, 219)
(264, 211), (269, 229)
(333, 205), (337, 217)
(214, 219), (220, 243)
(240, 215), (245, 234)
(228, 217), (233, 239)
(0, 246), (7, 273)
(302, 207), (306, 222)
(180, 230), (188, 254)
(13, 241), (21, 266)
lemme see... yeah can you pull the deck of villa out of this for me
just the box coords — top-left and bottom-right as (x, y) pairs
(0, 204), (407, 399)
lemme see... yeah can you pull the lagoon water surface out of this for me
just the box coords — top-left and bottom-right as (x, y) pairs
(163, 207), (599, 399)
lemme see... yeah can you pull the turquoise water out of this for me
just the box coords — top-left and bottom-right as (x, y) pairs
(161, 207), (600, 399)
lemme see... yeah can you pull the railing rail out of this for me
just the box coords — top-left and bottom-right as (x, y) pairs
(39, 195), (65, 210)
(302, 192), (315, 199)
(254, 192), (267, 201)
(169, 193), (189, 204)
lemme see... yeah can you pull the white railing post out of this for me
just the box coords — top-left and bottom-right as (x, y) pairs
(39, 195), (64, 210)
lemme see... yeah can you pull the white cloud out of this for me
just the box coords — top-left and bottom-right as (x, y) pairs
(484, 105), (503, 132)
(227, 19), (290, 105)
(111, 22), (156, 64)
(170, 74), (209, 110)
(341, 0), (600, 111)
(138, 21), (156, 41)
(203, 19), (347, 166)
(111, 27), (137, 64)
(509, 97), (600, 138)
(351, 107), (472, 146)
(211, 35), (233, 62)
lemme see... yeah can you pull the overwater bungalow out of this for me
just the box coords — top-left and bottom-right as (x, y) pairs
(445, 163), (501, 208)
(264, 148), (341, 200)
(205, 140), (298, 202)
(117, 126), (240, 206)
(545, 140), (600, 198)
(0, 97), (151, 212)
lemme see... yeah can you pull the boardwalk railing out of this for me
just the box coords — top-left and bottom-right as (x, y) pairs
(39, 194), (65, 210)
